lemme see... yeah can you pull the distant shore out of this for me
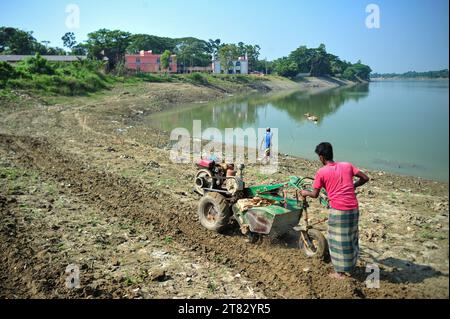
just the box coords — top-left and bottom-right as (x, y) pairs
(371, 77), (449, 81)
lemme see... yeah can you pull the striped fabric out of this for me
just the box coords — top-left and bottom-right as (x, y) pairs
(327, 208), (360, 273)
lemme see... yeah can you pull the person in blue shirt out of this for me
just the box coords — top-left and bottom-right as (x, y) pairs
(207, 150), (219, 163)
(259, 128), (273, 163)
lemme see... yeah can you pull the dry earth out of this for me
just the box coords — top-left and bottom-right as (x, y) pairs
(0, 78), (448, 299)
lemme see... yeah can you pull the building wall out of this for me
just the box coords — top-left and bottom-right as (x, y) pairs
(184, 66), (212, 73)
(125, 50), (177, 73)
(212, 58), (248, 74)
(212, 61), (221, 74)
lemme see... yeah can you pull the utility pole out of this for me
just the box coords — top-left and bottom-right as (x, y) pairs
(265, 57), (268, 75)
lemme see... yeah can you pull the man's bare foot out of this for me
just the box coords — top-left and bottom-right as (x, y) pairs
(329, 272), (348, 280)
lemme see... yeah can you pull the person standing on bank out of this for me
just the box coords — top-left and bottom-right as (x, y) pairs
(301, 142), (369, 280)
(259, 128), (273, 164)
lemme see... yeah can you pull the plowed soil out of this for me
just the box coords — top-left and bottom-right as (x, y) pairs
(0, 81), (448, 298)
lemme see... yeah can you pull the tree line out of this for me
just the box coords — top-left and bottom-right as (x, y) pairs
(0, 27), (261, 72)
(371, 69), (449, 79)
(0, 27), (67, 55)
(1, 26), (372, 80)
(270, 43), (372, 81)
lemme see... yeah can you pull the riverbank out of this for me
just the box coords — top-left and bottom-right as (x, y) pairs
(0, 77), (448, 299)
(0, 74), (355, 110)
(371, 77), (449, 81)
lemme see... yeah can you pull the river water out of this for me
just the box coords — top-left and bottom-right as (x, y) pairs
(147, 80), (449, 181)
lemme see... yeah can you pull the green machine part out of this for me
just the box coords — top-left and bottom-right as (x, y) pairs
(244, 176), (329, 208)
(234, 176), (330, 236)
(232, 201), (301, 236)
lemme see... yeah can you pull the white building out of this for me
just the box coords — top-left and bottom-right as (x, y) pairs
(212, 56), (249, 74)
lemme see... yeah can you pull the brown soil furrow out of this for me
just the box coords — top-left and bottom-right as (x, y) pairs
(0, 134), (415, 298)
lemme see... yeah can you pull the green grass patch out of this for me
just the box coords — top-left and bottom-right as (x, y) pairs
(184, 72), (209, 85)
(57, 242), (66, 251)
(213, 254), (226, 264)
(120, 169), (141, 178)
(54, 197), (66, 209)
(255, 172), (269, 182)
(43, 183), (57, 196)
(1, 56), (116, 97)
(207, 281), (217, 293)
(0, 166), (23, 180)
(0, 89), (20, 103)
(163, 236), (173, 245)
(420, 230), (447, 240)
(134, 73), (175, 83)
(124, 275), (137, 286)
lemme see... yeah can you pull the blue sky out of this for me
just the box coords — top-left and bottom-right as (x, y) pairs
(0, 0), (448, 73)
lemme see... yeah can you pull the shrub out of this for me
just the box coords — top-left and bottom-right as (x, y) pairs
(134, 73), (174, 83)
(18, 53), (55, 75)
(112, 60), (127, 76)
(187, 72), (208, 84)
(342, 63), (372, 81)
(274, 58), (299, 78)
(342, 67), (357, 81)
(1, 55), (115, 96)
(0, 61), (17, 81)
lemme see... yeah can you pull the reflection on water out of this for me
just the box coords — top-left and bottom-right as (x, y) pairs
(148, 81), (448, 181)
(270, 84), (369, 124)
(153, 84), (369, 129)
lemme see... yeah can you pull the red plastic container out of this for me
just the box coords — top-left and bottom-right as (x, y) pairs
(197, 159), (214, 168)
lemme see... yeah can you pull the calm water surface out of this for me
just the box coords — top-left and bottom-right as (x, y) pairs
(147, 80), (449, 181)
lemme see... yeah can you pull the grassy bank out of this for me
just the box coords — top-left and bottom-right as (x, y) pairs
(0, 56), (113, 96)
(135, 72), (282, 91)
(0, 54), (294, 103)
(1, 53), (359, 111)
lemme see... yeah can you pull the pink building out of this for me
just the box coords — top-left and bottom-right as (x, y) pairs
(125, 50), (177, 73)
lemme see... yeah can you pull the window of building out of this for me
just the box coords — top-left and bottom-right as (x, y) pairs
(228, 61), (234, 74)
(235, 61), (241, 72)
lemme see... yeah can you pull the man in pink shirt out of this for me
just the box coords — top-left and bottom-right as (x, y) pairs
(301, 142), (369, 280)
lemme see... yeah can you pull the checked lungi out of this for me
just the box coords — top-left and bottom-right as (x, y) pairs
(327, 208), (360, 273)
